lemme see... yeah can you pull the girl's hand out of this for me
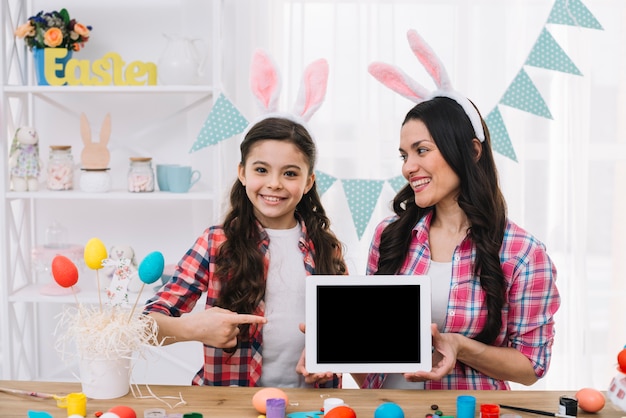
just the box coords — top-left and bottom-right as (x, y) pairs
(178, 307), (267, 348)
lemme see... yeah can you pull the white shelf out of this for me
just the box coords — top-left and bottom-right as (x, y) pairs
(0, 0), (224, 381)
(3, 85), (215, 94)
(9, 283), (158, 304)
(6, 189), (216, 200)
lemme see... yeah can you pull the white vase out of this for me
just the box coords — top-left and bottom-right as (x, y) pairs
(157, 33), (207, 85)
(79, 355), (131, 399)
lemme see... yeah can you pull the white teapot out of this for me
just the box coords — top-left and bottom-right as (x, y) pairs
(157, 33), (207, 85)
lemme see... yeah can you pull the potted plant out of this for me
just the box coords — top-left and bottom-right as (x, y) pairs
(14, 8), (93, 85)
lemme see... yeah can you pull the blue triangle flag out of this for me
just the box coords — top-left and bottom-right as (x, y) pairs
(342, 179), (384, 240)
(388, 175), (407, 193)
(190, 93), (249, 153)
(314, 170), (337, 196)
(500, 69), (552, 119)
(526, 29), (582, 75)
(548, 0), (603, 29)
(485, 107), (517, 162)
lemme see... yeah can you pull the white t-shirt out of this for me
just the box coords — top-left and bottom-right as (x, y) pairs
(381, 260), (452, 389)
(258, 225), (311, 388)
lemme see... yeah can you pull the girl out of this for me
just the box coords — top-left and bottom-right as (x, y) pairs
(144, 116), (347, 388)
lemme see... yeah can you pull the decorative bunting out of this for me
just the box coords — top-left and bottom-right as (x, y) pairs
(190, 93), (249, 153)
(341, 179), (385, 240)
(314, 170), (337, 195)
(499, 69), (553, 119)
(192, 1), (603, 239)
(548, 0), (603, 29)
(485, 107), (517, 162)
(388, 175), (408, 193)
(526, 29), (582, 75)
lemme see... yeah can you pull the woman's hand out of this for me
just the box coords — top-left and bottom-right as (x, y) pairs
(295, 323), (335, 386)
(404, 323), (459, 382)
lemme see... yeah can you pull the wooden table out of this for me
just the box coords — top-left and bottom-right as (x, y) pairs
(0, 380), (624, 418)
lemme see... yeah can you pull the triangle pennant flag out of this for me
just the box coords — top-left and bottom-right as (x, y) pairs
(500, 69), (553, 119)
(526, 28), (582, 75)
(485, 107), (517, 162)
(190, 93), (249, 153)
(388, 175), (407, 193)
(315, 170), (337, 196)
(548, 0), (603, 29)
(341, 179), (385, 240)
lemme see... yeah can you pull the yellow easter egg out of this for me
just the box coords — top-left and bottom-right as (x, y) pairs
(84, 237), (108, 270)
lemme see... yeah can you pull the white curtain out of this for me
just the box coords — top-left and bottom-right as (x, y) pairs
(220, 0), (626, 390)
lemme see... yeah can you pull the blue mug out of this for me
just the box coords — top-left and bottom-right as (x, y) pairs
(167, 165), (201, 193)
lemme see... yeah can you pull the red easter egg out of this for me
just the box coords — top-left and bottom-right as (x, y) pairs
(617, 348), (626, 373)
(107, 405), (136, 418)
(51, 255), (79, 288)
(324, 405), (357, 418)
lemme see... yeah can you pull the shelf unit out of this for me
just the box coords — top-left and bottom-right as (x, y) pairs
(1, 0), (226, 382)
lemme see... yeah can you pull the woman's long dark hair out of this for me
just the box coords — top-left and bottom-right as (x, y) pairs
(375, 97), (507, 344)
(214, 117), (347, 342)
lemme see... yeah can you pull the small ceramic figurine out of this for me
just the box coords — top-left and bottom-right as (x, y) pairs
(102, 244), (139, 306)
(9, 126), (42, 191)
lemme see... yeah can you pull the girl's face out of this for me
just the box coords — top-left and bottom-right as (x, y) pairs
(238, 139), (315, 229)
(399, 119), (461, 209)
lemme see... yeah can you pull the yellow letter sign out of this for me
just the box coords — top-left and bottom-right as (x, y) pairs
(43, 48), (157, 86)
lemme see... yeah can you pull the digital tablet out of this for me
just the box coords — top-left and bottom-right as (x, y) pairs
(305, 274), (432, 374)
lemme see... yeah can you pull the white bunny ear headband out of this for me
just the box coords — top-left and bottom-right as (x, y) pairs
(241, 49), (329, 141)
(368, 29), (485, 142)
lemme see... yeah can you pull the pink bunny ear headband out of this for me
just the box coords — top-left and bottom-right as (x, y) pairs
(241, 49), (329, 141)
(368, 29), (485, 142)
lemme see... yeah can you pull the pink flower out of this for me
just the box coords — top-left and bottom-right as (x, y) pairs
(14, 22), (35, 38)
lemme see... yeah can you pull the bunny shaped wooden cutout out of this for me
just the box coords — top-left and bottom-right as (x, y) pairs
(80, 113), (111, 169)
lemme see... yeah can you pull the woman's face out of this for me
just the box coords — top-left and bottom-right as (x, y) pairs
(399, 119), (461, 209)
(238, 139), (315, 229)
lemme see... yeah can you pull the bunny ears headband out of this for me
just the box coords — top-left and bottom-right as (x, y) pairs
(368, 29), (485, 142)
(242, 49), (329, 140)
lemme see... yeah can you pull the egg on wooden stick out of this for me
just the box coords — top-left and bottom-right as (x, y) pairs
(51, 254), (80, 306)
(127, 251), (164, 322)
(83, 237), (108, 312)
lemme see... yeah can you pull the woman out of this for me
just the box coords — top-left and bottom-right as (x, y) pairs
(356, 96), (561, 390)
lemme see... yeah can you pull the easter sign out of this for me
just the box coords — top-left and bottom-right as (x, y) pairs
(41, 48), (156, 86)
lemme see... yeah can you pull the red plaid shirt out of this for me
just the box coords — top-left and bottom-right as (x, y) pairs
(144, 218), (341, 387)
(362, 212), (560, 390)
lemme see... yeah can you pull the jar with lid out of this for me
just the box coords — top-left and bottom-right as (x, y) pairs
(128, 157), (154, 192)
(47, 145), (74, 190)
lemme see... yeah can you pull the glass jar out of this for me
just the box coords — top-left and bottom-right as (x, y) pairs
(47, 145), (74, 190)
(128, 157), (154, 192)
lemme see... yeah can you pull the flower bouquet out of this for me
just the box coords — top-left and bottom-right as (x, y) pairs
(14, 8), (92, 51)
(14, 8), (93, 85)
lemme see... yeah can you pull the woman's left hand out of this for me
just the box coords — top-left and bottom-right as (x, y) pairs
(404, 323), (458, 382)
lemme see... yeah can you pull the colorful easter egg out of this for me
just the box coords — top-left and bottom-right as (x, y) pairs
(51, 255), (79, 288)
(252, 387), (288, 414)
(138, 251), (165, 284)
(618, 347), (626, 373)
(84, 237), (108, 270)
(375, 402), (405, 418)
(576, 388), (605, 413)
(107, 405), (136, 418)
(325, 405), (357, 418)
